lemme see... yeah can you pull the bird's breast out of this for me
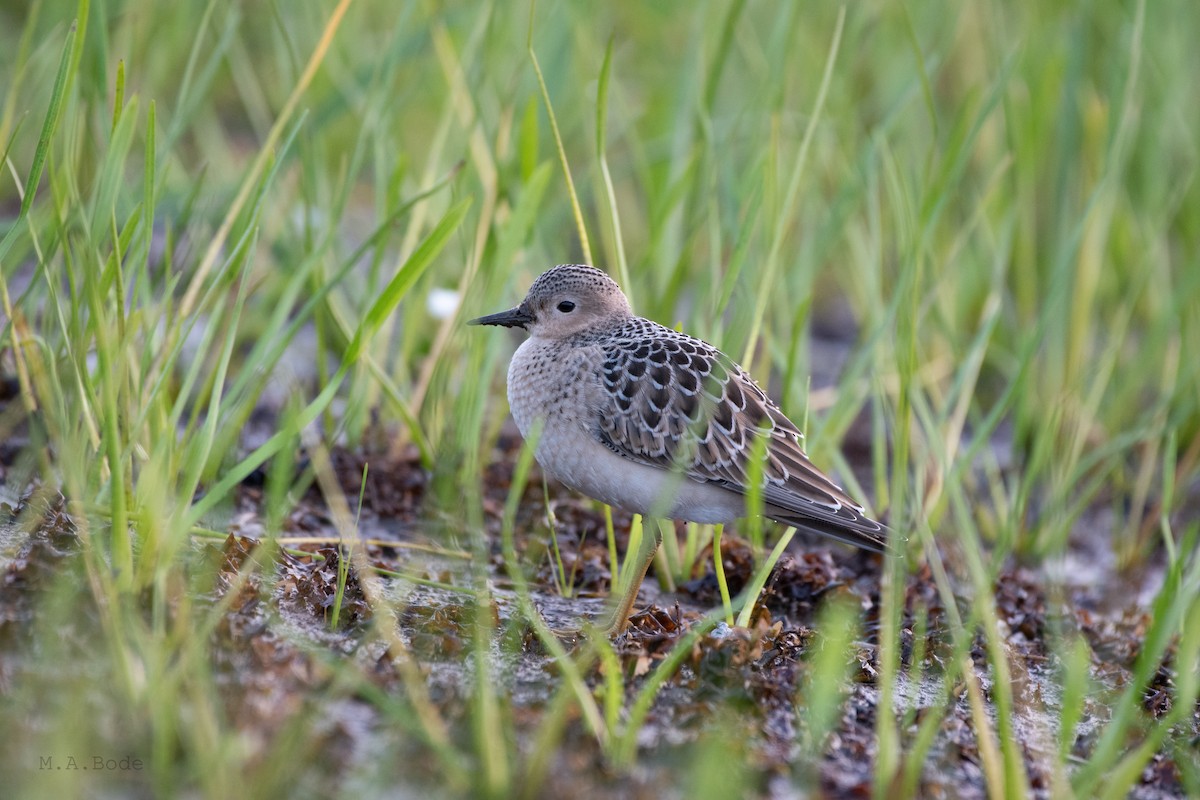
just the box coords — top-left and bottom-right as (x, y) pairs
(505, 337), (743, 523)
(506, 338), (598, 460)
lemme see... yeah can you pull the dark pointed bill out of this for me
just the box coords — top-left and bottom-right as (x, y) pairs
(468, 306), (533, 329)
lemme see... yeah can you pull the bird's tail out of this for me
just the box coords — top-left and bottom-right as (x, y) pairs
(764, 504), (897, 554)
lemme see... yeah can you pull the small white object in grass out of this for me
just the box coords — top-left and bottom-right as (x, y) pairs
(427, 287), (460, 319)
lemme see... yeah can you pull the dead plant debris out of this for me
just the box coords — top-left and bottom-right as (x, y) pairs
(0, 435), (1195, 799)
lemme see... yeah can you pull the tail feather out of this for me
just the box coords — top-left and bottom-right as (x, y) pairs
(764, 503), (896, 554)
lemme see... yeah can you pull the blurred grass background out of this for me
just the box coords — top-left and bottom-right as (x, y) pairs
(1, 0), (1198, 797)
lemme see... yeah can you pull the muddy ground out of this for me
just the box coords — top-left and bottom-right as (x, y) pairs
(1, 411), (1196, 798)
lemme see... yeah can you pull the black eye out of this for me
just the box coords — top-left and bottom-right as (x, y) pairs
(556, 300), (576, 313)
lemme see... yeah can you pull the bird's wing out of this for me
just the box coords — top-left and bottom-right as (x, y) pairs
(593, 320), (888, 551)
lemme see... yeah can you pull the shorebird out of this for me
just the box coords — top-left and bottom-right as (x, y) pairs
(471, 265), (888, 634)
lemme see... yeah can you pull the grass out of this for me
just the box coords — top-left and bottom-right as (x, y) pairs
(2, 0), (1199, 797)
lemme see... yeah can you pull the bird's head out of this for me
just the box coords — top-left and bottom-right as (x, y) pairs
(469, 264), (632, 339)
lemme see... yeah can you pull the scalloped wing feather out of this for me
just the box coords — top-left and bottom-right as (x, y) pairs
(594, 319), (888, 551)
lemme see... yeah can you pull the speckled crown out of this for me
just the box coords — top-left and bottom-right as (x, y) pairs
(525, 264), (622, 303)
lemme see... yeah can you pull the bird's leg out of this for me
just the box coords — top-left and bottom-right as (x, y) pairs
(653, 518), (678, 593)
(597, 516), (663, 636)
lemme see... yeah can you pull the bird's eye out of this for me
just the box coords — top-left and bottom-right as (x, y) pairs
(556, 300), (576, 313)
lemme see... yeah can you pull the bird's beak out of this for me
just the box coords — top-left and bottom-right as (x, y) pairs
(468, 306), (533, 330)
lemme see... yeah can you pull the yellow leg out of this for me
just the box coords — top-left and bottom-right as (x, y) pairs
(598, 519), (663, 635)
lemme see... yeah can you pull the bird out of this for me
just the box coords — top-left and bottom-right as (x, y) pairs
(470, 264), (889, 634)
